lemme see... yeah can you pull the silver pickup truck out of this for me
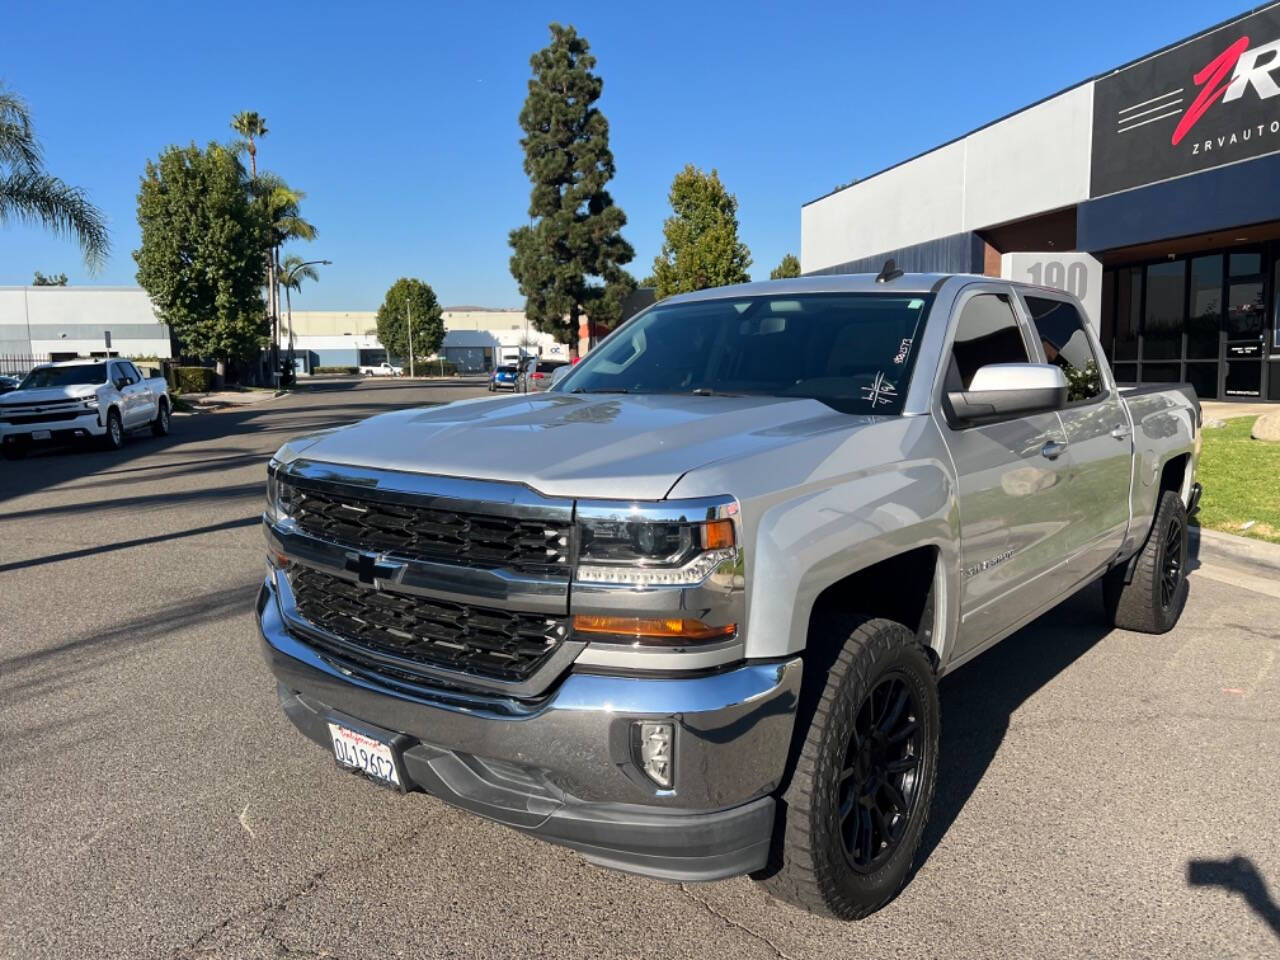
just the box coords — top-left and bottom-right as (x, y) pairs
(257, 273), (1200, 919)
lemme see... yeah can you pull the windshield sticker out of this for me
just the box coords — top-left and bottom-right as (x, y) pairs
(893, 338), (913, 364)
(861, 371), (898, 407)
(908, 299), (924, 309)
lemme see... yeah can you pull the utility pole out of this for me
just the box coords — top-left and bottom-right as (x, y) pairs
(406, 299), (415, 379)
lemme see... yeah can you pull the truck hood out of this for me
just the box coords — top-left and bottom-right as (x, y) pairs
(0, 384), (98, 406)
(289, 392), (880, 500)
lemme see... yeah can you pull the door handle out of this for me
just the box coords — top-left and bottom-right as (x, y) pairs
(1110, 424), (1132, 440)
(1041, 440), (1066, 460)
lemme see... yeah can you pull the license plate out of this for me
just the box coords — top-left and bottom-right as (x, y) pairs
(328, 722), (403, 789)
(31, 430), (51, 440)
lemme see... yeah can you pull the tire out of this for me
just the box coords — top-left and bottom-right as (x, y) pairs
(151, 399), (170, 437)
(1103, 489), (1189, 633)
(102, 408), (124, 451)
(758, 615), (940, 920)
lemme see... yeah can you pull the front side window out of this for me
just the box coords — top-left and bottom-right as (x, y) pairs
(1025, 296), (1104, 404)
(945, 293), (1029, 391)
(557, 293), (934, 415)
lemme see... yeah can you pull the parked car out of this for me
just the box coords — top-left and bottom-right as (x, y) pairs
(488, 365), (519, 391)
(0, 374), (20, 395)
(257, 273), (1199, 919)
(1, 358), (171, 459)
(520, 358), (571, 393)
(359, 362), (404, 377)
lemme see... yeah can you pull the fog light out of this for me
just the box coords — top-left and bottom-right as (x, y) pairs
(634, 721), (674, 789)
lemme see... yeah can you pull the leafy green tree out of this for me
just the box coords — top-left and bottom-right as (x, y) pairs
(134, 142), (268, 374)
(32, 270), (68, 286)
(508, 23), (635, 350)
(651, 165), (752, 299)
(0, 85), (108, 270)
(230, 111), (267, 179)
(375, 278), (445, 365)
(770, 253), (801, 280)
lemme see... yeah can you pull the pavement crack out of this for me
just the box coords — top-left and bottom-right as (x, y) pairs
(679, 883), (799, 960)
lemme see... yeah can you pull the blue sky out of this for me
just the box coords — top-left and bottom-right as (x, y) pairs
(0, 0), (1251, 310)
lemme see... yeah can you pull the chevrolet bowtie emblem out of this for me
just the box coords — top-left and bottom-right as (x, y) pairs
(344, 551), (403, 587)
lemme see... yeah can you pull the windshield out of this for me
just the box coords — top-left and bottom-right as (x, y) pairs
(19, 364), (107, 389)
(556, 293), (934, 414)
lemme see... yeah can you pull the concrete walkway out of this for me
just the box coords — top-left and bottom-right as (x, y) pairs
(182, 388), (284, 411)
(1200, 400), (1272, 421)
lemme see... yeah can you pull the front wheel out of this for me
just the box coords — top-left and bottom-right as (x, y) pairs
(101, 408), (124, 451)
(758, 615), (939, 919)
(1103, 489), (1189, 633)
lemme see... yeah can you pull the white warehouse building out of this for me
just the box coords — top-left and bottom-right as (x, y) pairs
(0, 287), (173, 370)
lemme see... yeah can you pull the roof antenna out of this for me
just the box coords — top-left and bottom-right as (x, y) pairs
(875, 259), (904, 283)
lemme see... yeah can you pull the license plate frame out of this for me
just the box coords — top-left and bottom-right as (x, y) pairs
(31, 430), (51, 441)
(326, 715), (410, 793)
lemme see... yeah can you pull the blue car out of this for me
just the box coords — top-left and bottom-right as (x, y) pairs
(488, 365), (519, 391)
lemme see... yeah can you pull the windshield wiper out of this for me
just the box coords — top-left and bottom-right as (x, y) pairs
(570, 387), (630, 394)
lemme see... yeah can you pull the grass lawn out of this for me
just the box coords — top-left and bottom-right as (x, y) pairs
(1194, 416), (1280, 544)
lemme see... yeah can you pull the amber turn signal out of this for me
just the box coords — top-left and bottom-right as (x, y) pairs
(571, 615), (736, 642)
(700, 519), (735, 550)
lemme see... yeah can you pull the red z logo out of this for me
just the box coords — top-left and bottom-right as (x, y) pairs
(1171, 36), (1251, 145)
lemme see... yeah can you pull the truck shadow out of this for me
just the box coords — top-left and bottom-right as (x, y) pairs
(1187, 856), (1280, 940)
(913, 582), (1112, 874)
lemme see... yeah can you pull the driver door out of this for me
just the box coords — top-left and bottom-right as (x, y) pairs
(936, 288), (1074, 659)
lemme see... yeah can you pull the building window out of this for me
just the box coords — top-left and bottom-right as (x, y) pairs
(1143, 261), (1185, 361)
(1186, 255), (1222, 360)
(1113, 267), (1140, 361)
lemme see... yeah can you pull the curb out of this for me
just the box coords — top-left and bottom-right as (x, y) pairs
(1191, 525), (1280, 575)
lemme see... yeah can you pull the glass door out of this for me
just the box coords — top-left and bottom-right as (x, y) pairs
(1223, 250), (1265, 398)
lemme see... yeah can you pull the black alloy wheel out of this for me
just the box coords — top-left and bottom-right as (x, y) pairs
(1160, 513), (1184, 610)
(838, 673), (923, 872)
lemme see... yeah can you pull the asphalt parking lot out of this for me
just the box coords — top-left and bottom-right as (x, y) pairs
(1, 377), (1277, 959)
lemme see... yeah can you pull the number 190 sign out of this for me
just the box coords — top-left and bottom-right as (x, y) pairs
(1001, 252), (1103, 334)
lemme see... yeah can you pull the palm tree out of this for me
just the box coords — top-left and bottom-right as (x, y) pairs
(279, 253), (324, 363)
(0, 86), (109, 270)
(229, 111), (267, 179)
(250, 174), (316, 376)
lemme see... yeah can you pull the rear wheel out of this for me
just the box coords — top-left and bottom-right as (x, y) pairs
(101, 408), (124, 451)
(151, 399), (170, 437)
(1103, 489), (1189, 633)
(758, 615), (939, 919)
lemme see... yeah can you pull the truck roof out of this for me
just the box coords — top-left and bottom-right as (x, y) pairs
(32, 358), (112, 368)
(660, 273), (956, 306)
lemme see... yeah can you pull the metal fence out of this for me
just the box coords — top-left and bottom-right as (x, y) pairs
(0, 353), (51, 378)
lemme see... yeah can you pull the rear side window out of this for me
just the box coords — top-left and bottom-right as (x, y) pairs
(1025, 296), (1104, 403)
(946, 294), (1029, 390)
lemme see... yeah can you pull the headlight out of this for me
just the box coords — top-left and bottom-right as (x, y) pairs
(82, 396), (99, 409)
(574, 502), (739, 587)
(265, 461), (296, 523)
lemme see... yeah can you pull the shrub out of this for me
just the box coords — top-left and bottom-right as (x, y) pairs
(313, 366), (359, 375)
(174, 366), (215, 393)
(425, 359), (458, 376)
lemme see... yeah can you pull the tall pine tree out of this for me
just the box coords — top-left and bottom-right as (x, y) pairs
(509, 24), (634, 353)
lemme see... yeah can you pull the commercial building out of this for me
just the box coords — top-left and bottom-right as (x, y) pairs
(0, 286), (173, 371)
(802, 3), (1280, 401)
(281, 308), (568, 374)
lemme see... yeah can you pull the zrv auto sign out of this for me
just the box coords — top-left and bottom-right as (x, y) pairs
(1091, 3), (1280, 197)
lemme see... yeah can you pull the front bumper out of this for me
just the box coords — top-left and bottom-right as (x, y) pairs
(1, 412), (105, 445)
(257, 574), (801, 881)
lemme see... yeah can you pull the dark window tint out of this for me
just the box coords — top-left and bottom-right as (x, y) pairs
(1113, 363), (1137, 383)
(1225, 360), (1262, 397)
(947, 294), (1029, 390)
(1140, 363), (1180, 383)
(1229, 252), (1261, 277)
(1114, 268), (1139, 360)
(1227, 281), (1265, 339)
(1143, 262), (1184, 360)
(1025, 296), (1103, 403)
(1186, 255), (1222, 359)
(1184, 363), (1218, 400)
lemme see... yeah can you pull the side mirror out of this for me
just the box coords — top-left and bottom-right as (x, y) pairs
(946, 363), (1067, 427)
(550, 365), (572, 389)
